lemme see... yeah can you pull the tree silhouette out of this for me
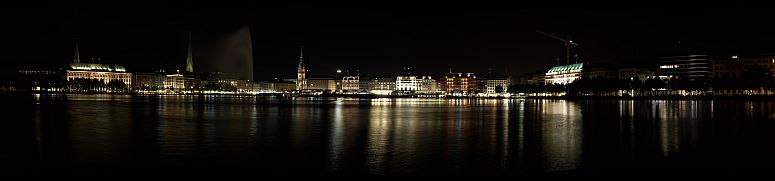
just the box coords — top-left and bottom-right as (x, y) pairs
(107, 80), (127, 92)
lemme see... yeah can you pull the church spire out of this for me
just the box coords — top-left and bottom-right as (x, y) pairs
(298, 45), (304, 68)
(185, 32), (194, 72)
(73, 37), (81, 63)
(296, 45), (307, 90)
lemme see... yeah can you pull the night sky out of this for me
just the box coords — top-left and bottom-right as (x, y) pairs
(2, 3), (774, 80)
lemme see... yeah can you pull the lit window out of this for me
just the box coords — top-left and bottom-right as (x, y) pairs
(660, 65), (679, 69)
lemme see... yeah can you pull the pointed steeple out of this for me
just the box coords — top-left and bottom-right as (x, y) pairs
(296, 45), (307, 90)
(73, 37), (81, 63)
(185, 32), (194, 72)
(298, 45), (304, 69)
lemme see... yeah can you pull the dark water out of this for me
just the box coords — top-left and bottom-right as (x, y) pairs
(2, 94), (775, 177)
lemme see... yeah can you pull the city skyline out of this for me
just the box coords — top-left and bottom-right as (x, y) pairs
(4, 4), (775, 80)
(6, 3), (775, 177)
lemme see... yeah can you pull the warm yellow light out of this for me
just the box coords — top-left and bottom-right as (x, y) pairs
(660, 65), (679, 69)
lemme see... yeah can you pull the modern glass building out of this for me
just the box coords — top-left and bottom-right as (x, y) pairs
(657, 54), (711, 80)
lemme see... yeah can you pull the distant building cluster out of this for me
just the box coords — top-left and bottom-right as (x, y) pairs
(6, 36), (775, 97)
(258, 49), (511, 97)
(6, 37), (257, 94)
(511, 52), (775, 96)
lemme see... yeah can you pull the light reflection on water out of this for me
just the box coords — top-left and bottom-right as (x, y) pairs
(537, 100), (582, 172)
(5, 94), (775, 175)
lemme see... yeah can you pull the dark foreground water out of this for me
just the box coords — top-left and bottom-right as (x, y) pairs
(2, 94), (775, 177)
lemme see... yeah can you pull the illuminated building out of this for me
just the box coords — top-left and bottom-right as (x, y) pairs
(307, 77), (336, 91)
(393, 67), (436, 94)
(296, 46), (307, 90)
(335, 69), (343, 92)
(65, 63), (132, 90)
(419, 77), (438, 92)
(395, 75), (422, 91)
(163, 71), (196, 92)
(368, 77), (395, 95)
(478, 75), (511, 94)
(234, 79), (250, 94)
(64, 38), (132, 91)
(341, 75), (360, 93)
(712, 54), (775, 78)
(545, 63), (583, 85)
(164, 74), (186, 90)
(250, 82), (261, 94)
(359, 79), (369, 93)
(657, 54), (710, 80)
(443, 72), (477, 95)
(257, 79), (296, 93)
(132, 72), (165, 91)
(394, 75), (436, 92)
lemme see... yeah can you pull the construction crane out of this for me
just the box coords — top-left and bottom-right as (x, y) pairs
(533, 29), (577, 65)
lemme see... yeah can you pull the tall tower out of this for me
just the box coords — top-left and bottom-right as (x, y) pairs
(73, 37), (81, 63)
(185, 32), (194, 72)
(296, 45), (307, 90)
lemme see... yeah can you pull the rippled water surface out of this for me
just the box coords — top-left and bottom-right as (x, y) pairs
(3, 94), (775, 176)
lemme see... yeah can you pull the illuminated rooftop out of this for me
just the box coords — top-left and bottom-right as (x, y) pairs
(69, 63), (127, 72)
(547, 63), (584, 74)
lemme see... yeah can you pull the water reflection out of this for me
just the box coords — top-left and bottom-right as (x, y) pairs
(535, 100), (583, 172)
(10, 94), (775, 175)
(650, 100), (705, 156)
(367, 100), (391, 174)
(157, 102), (200, 163)
(327, 101), (344, 172)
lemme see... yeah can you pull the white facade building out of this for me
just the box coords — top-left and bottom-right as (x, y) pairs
(341, 75), (360, 93)
(396, 75), (435, 91)
(484, 78), (509, 94)
(545, 63), (584, 85)
(66, 63), (132, 89)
